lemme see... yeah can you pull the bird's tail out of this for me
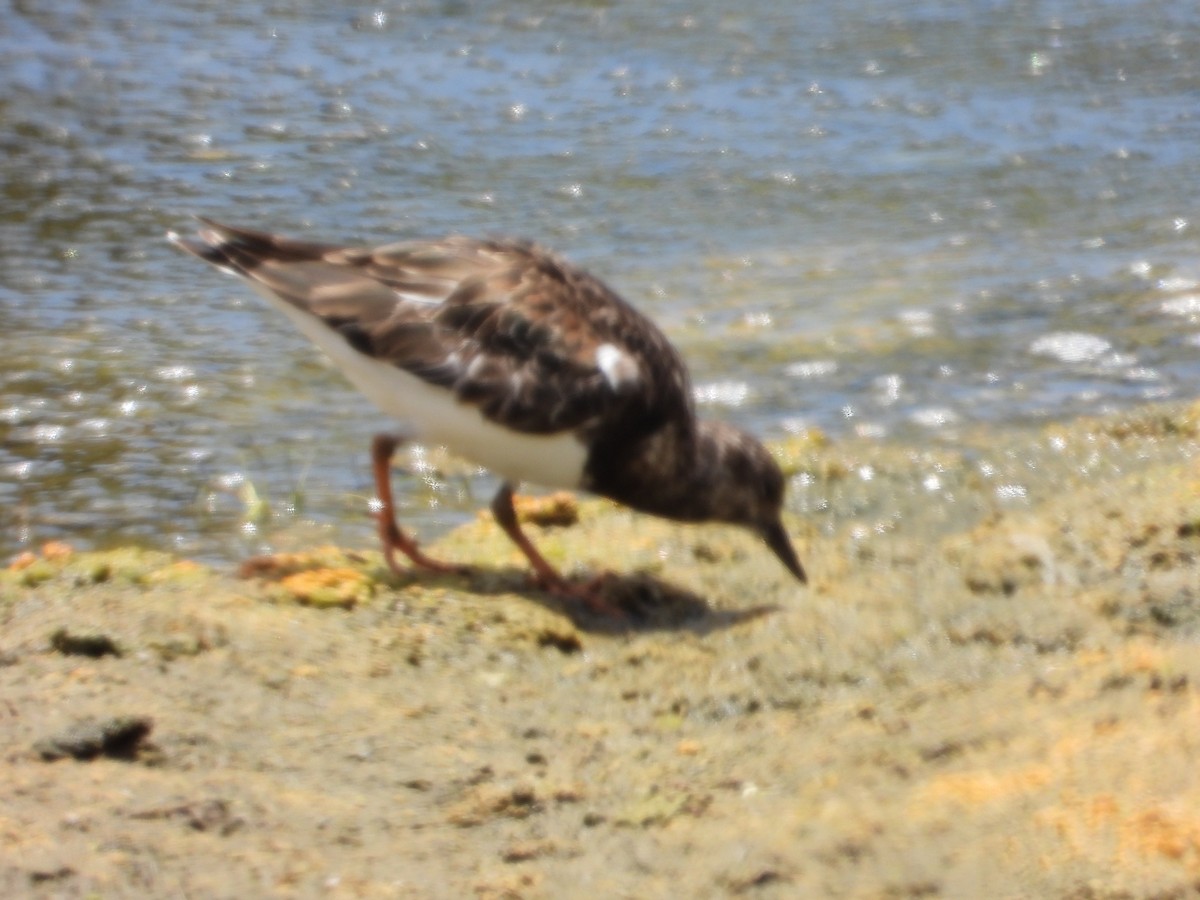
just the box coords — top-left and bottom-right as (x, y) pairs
(166, 217), (338, 277)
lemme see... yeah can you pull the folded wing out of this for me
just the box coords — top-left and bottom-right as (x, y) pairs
(171, 219), (690, 438)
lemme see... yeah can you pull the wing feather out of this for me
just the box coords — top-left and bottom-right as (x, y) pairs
(177, 220), (691, 438)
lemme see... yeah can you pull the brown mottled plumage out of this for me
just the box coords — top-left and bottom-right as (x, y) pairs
(169, 219), (805, 608)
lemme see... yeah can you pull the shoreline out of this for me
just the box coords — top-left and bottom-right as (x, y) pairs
(3, 400), (1199, 896)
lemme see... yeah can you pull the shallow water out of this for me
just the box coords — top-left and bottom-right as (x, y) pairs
(3, 0), (1200, 564)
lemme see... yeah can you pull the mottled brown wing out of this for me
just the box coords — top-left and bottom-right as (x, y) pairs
(359, 239), (692, 437)
(180, 221), (690, 437)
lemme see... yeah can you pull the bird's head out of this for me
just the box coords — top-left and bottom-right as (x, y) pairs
(695, 421), (807, 584)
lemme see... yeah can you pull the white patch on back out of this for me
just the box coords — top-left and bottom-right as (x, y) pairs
(253, 284), (588, 488)
(595, 342), (639, 391)
(393, 290), (444, 306)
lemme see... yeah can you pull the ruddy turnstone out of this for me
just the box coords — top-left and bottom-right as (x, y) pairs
(169, 219), (806, 608)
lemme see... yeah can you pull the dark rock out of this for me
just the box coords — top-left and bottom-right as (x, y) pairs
(34, 716), (153, 761)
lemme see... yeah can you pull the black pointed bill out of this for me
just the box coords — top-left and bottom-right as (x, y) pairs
(761, 519), (807, 584)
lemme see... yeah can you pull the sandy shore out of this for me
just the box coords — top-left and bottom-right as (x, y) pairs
(3, 402), (1200, 898)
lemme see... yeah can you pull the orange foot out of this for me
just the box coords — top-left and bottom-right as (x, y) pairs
(378, 517), (471, 580)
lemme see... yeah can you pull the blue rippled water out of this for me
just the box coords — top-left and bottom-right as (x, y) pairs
(3, 0), (1199, 563)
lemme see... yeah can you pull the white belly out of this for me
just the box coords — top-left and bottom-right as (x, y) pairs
(265, 294), (589, 489)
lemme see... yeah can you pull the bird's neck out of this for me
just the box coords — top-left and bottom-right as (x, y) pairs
(585, 420), (724, 523)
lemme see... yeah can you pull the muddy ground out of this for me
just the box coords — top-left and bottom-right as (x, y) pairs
(3, 402), (1200, 898)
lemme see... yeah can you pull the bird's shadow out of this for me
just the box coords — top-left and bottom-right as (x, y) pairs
(393, 565), (780, 636)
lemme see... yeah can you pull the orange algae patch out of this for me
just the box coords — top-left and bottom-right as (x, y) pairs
(238, 546), (355, 579)
(40, 541), (74, 562)
(6, 542), (77, 586)
(8, 541), (75, 572)
(7, 551), (38, 572)
(238, 546), (380, 608)
(277, 567), (374, 608)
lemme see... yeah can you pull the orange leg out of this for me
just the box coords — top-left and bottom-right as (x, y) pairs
(372, 434), (466, 577)
(490, 483), (622, 616)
